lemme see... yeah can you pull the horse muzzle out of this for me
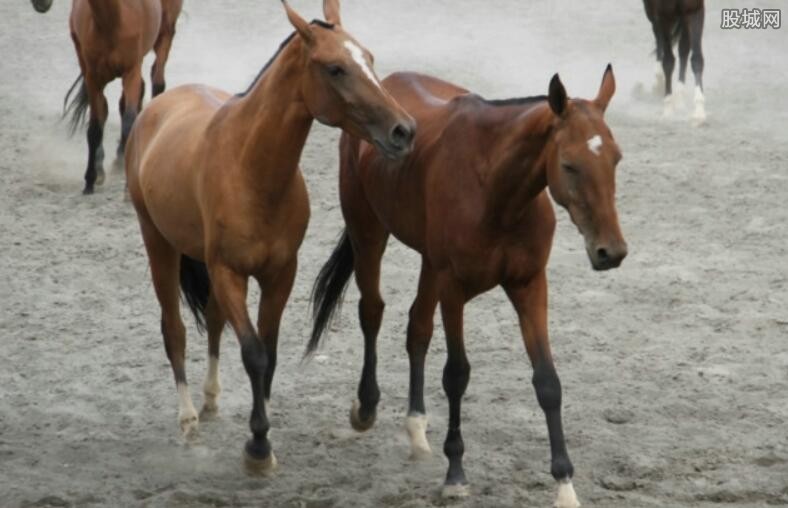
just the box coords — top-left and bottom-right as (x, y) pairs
(588, 241), (628, 271)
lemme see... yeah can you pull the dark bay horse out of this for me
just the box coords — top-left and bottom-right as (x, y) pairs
(30, 0), (53, 13)
(125, 0), (414, 474)
(309, 67), (626, 506)
(643, 0), (705, 122)
(65, 0), (182, 194)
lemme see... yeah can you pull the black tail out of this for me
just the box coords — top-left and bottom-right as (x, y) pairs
(179, 255), (211, 333)
(63, 74), (88, 135)
(307, 230), (355, 356)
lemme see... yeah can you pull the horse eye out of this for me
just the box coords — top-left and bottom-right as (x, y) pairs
(327, 65), (345, 77)
(562, 164), (578, 174)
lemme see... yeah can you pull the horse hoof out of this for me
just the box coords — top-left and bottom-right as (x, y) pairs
(179, 412), (199, 438)
(349, 399), (376, 432)
(441, 483), (470, 499)
(554, 480), (581, 508)
(243, 448), (278, 476)
(405, 414), (432, 460)
(199, 402), (218, 420)
(82, 186), (94, 195)
(95, 169), (106, 186)
(112, 157), (125, 172)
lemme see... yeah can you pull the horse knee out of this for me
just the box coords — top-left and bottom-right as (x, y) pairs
(533, 364), (562, 412)
(240, 338), (268, 380)
(442, 356), (470, 398)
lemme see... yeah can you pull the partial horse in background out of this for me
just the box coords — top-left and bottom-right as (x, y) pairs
(64, 0), (182, 194)
(643, 0), (706, 123)
(30, 0), (53, 13)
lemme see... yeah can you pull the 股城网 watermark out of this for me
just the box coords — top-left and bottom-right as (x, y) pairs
(721, 8), (781, 29)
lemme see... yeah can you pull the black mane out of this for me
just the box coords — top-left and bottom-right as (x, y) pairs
(236, 20), (335, 98)
(482, 95), (548, 107)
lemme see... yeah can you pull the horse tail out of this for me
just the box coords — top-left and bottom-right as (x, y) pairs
(179, 255), (211, 333)
(307, 230), (354, 356)
(62, 74), (88, 135)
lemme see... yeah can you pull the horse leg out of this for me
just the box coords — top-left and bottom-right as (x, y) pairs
(651, 21), (664, 95)
(200, 294), (225, 417)
(150, 18), (177, 97)
(347, 226), (388, 432)
(138, 218), (198, 437)
(439, 285), (471, 498)
(117, 67), (144, 158)
(688, 8), (706, 124)
(82, 77), (108, 194)
(658, 18), (677, 116)
(255, 259), (297, 407)
(505, 273), (578, 508)
(674, 19), (691, 105)
(405, 260), (439, 460)
(208, 262), (276, 473)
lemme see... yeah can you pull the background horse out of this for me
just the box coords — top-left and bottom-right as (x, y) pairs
(30, 0), (53, 13)
(308, 66), (626, 507)
(64, 0), (182, 194)
(125, 0), (414, 474)
(643, 0), (705, 122)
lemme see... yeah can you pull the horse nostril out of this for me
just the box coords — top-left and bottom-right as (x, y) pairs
(596, 247), (610, 262)
(390, 123), (412, 147)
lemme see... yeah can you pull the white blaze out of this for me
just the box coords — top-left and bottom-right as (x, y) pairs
(343, 40), (381, 89)
(587, 134), (603, 156)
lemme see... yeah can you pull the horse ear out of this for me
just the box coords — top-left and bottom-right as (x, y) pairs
(282, 0), (314, 44)
(548, 74), (568, 118)
(324, 0), (341, 25)
(595, 64), (616, 112)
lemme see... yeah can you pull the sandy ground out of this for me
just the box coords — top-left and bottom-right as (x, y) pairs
(2, 1), (788, 507)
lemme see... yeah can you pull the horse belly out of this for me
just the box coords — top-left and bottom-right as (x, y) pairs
(133, 111), (211, 259)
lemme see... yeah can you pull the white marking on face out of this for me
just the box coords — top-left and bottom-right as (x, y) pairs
(587, 134), (603, 156)
(343, 40), (381, 89)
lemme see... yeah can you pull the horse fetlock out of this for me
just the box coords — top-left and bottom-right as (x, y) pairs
(349, 399), (376, 432)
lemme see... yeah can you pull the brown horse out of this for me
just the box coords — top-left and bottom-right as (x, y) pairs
(64, 0), (182, 194)
(309, 67), (626, 506)
(643, 0), (705, 122)
(125, 0), (414, 473)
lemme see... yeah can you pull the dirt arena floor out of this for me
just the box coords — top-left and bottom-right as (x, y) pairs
(2, 1), (787, 507)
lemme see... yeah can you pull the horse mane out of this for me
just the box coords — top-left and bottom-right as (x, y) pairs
(482, 95), (548, 107)
(236, 20), (335, 98)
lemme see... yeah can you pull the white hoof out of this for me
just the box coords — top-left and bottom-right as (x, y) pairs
(692, 86), (707, 125)
(673, 81), (687, 109)
(179, 408), (199, 437)
(442, 483), (470, 499)
(554, 480), (580, 508)
(405, 414), (432, 460)
(662, 94), (675, 117)
(177, 383), (199, 437)
(652, 62), (664, 96)
(244, 449), (278, 476)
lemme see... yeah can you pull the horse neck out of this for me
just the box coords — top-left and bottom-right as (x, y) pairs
(228, 37), (314, 197)
(483, 103), (555, 230)
(87, 0), (120, 36)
